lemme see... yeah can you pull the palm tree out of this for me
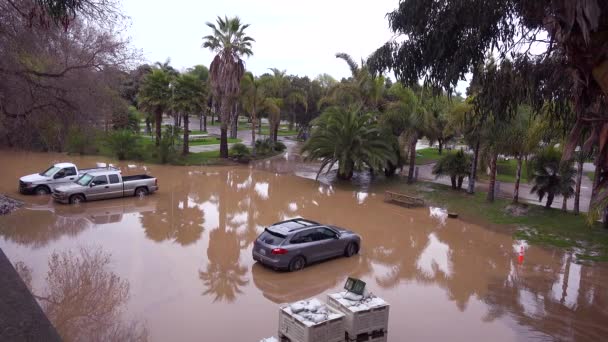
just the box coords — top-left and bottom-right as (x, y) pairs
(529, 147), (576, 209)
(202, 16), (254, 158)
(138, 69), (171, 146)
(173, 73), (207, 155)
(240, 72), (279, 154)
(384, 83), (428, 183)
(432, 150), (472, 189)
(301, 107), (395, 180)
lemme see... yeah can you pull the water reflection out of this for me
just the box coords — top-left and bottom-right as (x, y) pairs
(16, 247), (147, 341)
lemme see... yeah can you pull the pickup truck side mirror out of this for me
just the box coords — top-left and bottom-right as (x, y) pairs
(90, 182), (95, 187)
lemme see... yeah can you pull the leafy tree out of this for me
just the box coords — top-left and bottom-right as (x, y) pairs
(240, 72), (279, 154)
(370, 0), (608, 222)
(432, 150), (471, 190)
(529, 147), (576, 209)
(203, 16), (254, 158)
(138, 69), (171, 146)
(301, 107), (395, 180)
(173, 73), (207, 155)
(187, 64), (211, 131)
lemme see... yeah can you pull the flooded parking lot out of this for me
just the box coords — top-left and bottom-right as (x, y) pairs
(1, 150), (607, 341)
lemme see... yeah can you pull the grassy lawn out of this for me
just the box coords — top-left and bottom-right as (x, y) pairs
(189, 137), (241, 146)
(415, 148), (443, 165)
(390, 181), (608, 262)
(259, 127), (298, 136)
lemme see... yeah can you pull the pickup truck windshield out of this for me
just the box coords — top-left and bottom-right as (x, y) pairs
(76, 174), (94, 186)
(40, 166), (60, 177)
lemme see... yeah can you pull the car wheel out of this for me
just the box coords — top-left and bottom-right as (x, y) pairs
(345, 243), (358, 257)
(288, 256), (306, 272)
(34, 186), (50, 195)
(69, 194), (85, 205)
(135, 187), (148, 198)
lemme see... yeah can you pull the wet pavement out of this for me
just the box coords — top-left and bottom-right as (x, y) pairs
(0, 150), (607, 341)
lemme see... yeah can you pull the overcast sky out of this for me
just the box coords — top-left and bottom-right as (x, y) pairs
(121, 0), (399, 79)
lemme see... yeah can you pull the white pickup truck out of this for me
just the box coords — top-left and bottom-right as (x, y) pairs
(19, 162), (117, 195)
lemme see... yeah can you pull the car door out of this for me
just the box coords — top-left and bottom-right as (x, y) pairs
(106, 174), (123, 198)
(310, 227), (343, 261)
(88, 175), (110, 200)
(51, 167), (78, 189)
(289, 230), (319, 262)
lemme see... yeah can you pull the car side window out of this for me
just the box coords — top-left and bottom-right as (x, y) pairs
(55, 169), (66, 178)
(291, 231), (314, 244)
(313, 227), (337, 241)
(108, 174), (120, 184)
(64, 167), (77, 176)
(92, 175), (108, 186)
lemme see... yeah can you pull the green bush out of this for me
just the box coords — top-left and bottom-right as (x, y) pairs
(104, 130), (140, 160)
(157, 125), (182, 164)
(255, 138), (274, 155)
(66, 127), (101, 155)
(230, 143), (251, 162)
(273, 141), (286, 152)
(432, 149), (471, 189)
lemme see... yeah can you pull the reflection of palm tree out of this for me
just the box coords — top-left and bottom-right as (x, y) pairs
(199, 227), (249, 302)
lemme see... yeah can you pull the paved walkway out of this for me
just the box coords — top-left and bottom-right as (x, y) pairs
(416, 162), (594, 212)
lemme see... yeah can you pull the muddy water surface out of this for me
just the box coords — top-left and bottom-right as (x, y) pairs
(0, 150), (607, 341)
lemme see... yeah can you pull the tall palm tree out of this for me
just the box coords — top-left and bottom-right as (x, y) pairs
(202, 16), (254, 158)
(240, 72), (279, 153)
(138, 69), (171, 146)
(384, 83), (428, 183)
(173, 73), (207, 155)
(301, 107), (395, 180)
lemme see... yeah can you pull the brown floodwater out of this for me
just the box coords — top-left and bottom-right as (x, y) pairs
(1, 150), (607, 342)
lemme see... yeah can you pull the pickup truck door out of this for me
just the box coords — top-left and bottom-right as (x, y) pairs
(52, 167), (78, 188)
(88, 175), (111, 200)
(106, 174), (124, 198)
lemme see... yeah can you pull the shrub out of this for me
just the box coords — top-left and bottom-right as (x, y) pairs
(105, 130), (140, 160)
(66, 126), (101, 155)
(255, 138), (274, 155)
(230, 143), (250, 162)
(273, 141), (286, 152)
(432, 149), (471, 189)
(157, 126), (181, 164)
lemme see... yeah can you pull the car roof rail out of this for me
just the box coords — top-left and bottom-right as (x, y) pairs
(268, 217), (321, 233)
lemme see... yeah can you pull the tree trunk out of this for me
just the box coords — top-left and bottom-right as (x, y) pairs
(155, 108), (162, 146)
(203, 115), (207, 132)
(467, 140), (480, 194)
(230, 114), (238, 139)
(562, 196), (568, 212)
(273, 123), (279, 143)
(450, 175), (456, 189)
(407, 134), (418, 183)
(289, 112), (295, 131)
(182, 114), (189, 155)
(438, 140), (443, 155)
(574, 157), (584, 215)
(199, 112), (203, 132)
(487, 153), (498, 202)
(258, 117), (263, 135)
(457, 176), (464, 189)
(513, 155), (523, 204)
(219, 101), (230, 158)
(546, 193), (555, 208)
(173, 112), (179, 128)
(145, 117), (152, 135)
(251, 108), (257, 155)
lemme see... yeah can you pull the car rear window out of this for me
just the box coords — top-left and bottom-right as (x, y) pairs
(259, 230), (285, 245)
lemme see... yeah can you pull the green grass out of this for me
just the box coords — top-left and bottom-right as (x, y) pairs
(415, 148), (443, 165)
(478, 158), (529, 183)
(391, 181), (608, 262)
(259, 127), (298, 136)
(189, 137), (241, 146)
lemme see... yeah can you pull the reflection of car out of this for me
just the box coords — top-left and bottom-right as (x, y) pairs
(252, 218), (361, 272)
(19, 162), (117, 195)
(52, 170), (158, 204)
(29, 199), (158, 225)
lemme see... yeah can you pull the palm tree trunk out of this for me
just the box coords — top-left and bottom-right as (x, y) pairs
(457, 176), (464, 189)
(182, 114), (189, 155)
(145, 117), (152, 135)
(219, 101), (230, 158)
(407, 134), (418, 184)
(203, 114), (207, 132)
(199, 112), (203, 132)
(438, 140), (443, 155)
(155, 108), (162, 146)
(450, 175), (456, 189)
(546, 193), (555, 208)
(273, 123), (279, 143)
(513, 155), (523, 204)
(467, 140), (480, 194)
(574, 157), (583, 214)
(487, 153), (498, 202)
(251, 108), (257, 155)
(562, 196), (568, 211)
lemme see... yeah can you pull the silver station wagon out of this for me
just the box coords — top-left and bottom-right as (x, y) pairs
(253, 218), (361, 272)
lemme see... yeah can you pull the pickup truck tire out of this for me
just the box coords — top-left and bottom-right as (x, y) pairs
(34, 185), (50, 195)
(69, 194), (85, 205)
(135, 187), (149, 198)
